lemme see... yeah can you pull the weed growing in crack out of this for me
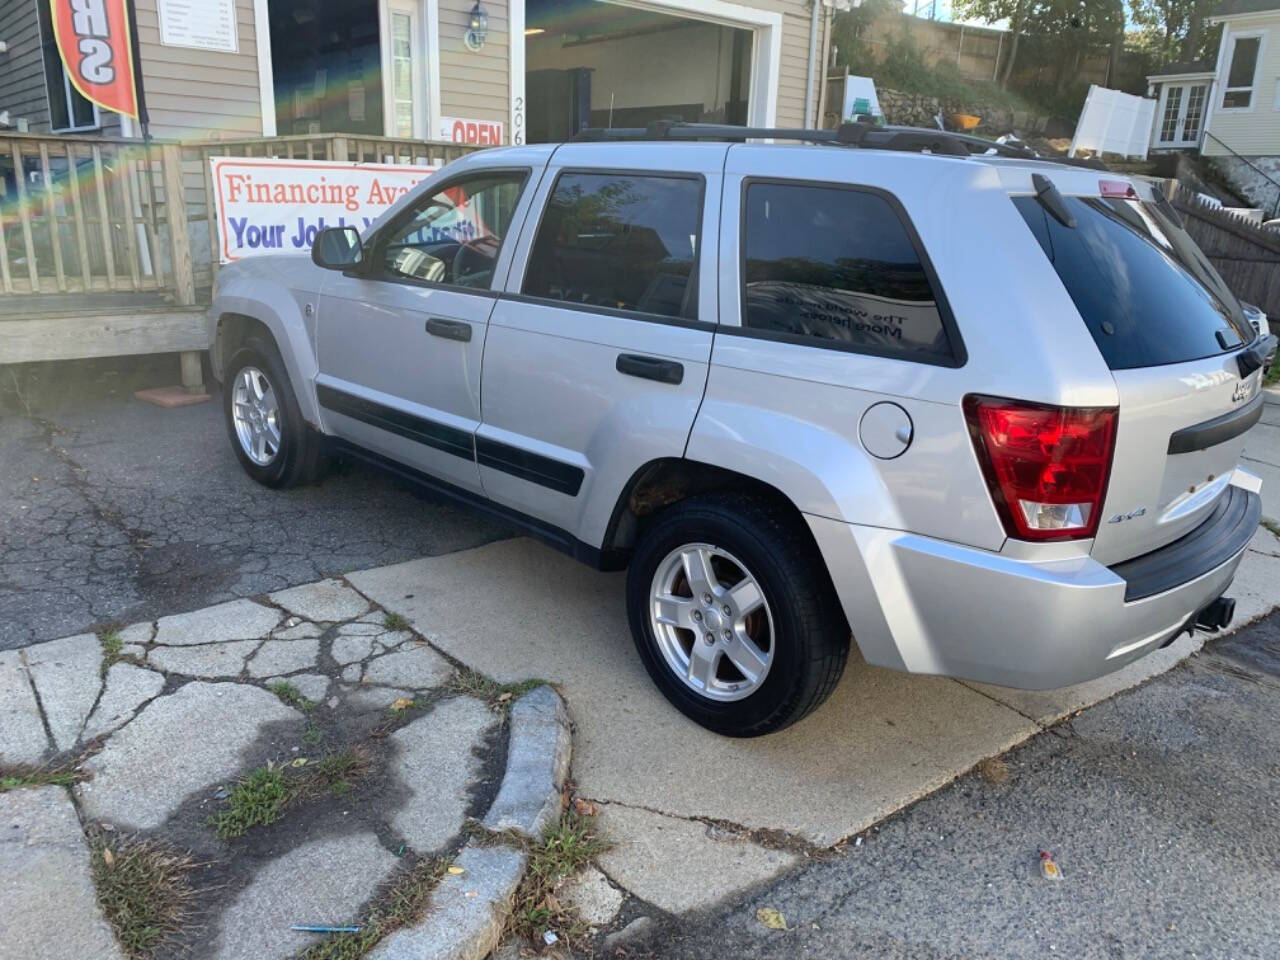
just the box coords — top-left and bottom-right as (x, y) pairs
(382, 611), (410, 632)
(448, 667), (547, 707)
(299, 857), (448, 960)
(0, 760), (85, 792)
(302, 721), (324, 746)
(268, 680), (316, 712)
(1262, 517), (1280, 541)
(99, 629), (124, 669)
(506, 809), (609, 947)
(211, 767), (289, 839)
(87, 830), (200, 959)
(302, 749), (372, 799)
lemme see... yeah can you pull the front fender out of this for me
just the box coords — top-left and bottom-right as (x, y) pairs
(210, 267), (322, 428)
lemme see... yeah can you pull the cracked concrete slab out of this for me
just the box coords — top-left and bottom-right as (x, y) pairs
(78, 681), (299, 830)
(23, 633), (103, 752)
(595, 803), (799, 915)
(270, 673), (329, 702)
(152, 598), (282, 646)
(269, 579), (369, 623)
(342, 685), (413, 712)
(212, 831), (398, 960)
(117, 622), (153, 645)
(247, 639), (320, 678)
(0, 649), (51, 765)
(273, 621), (324, 640)
(332, 634), (375, 665)
(148, 639), (259, 678)
(363, 645), (453, 689)
(0, 786), (125, 960)
(82, 662), (165, 741)
(559, 866), (623, 927)
(389, 696), (497, 854)
(350, 539), (1040, 846)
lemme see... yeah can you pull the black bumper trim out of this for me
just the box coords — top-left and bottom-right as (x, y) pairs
(1110, 485), (1260, 602)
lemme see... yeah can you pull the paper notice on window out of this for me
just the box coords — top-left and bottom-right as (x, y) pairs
(157, 0), (239, 54)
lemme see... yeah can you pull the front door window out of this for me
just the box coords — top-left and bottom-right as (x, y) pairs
(1157, 83), (1208, 147)
(391, 12), (415, 138)
(1159, 86), (1183, 143)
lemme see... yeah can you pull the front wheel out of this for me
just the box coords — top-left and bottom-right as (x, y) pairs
(223, 340), (323, 488)
(626, 493), (851, 737)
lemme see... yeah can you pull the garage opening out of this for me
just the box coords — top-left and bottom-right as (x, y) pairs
(525, 0), (754, 142)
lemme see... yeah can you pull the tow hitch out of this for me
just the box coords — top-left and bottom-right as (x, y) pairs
(1195, 596), (1236, 632)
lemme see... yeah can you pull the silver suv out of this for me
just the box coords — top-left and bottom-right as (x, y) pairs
(210, 123), (1275, 737)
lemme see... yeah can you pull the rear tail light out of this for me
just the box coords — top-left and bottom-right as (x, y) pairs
(963, 395), (1118, 542)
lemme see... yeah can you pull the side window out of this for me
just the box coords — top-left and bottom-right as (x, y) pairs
(523, 172), (702, 320)
(741, 182), (956, 363)
(380, 172), (526, 288)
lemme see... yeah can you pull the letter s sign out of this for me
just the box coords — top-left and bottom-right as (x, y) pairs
(51, 0), (138, 118)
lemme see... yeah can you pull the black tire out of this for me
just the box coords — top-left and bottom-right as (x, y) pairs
(626, 492), (851, 737)
(222, 338), (324, 488)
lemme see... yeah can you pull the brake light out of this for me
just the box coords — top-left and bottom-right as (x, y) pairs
(963, 395), (1118, 542)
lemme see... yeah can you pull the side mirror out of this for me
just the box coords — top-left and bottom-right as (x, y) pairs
(312, 226), (364, 271)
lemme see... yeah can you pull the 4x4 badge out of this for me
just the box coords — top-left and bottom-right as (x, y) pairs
(1232, 380), (1253, 404)
(1108, 507), (1147, 524)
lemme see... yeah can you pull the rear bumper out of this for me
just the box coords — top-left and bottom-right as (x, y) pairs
(808, 476), (1260, 690)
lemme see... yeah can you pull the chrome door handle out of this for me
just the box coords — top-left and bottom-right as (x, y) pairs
(425, 317), (472, 342)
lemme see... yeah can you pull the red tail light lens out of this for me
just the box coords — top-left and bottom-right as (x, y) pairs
(963, 395), (1118, 542)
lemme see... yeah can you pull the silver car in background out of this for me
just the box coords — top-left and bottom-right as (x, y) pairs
(209, 123), (1275, 736)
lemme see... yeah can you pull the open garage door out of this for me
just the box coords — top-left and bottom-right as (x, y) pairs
(525, 0), (755, 141)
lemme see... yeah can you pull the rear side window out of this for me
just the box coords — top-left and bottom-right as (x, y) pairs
(741, 181), (957, 363)
(523, 172), (702, 320)
(1013, 195), (1253, 370)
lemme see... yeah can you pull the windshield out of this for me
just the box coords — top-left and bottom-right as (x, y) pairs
(1013, 194), (1254, 370)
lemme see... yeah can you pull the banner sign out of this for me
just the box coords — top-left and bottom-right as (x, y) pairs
(210, 157), (437, 263)
(50, 0), (139, 118)
(439, 116), (505, 145)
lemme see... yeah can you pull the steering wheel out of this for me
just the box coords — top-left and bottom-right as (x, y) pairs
(450, 237), (500, 285)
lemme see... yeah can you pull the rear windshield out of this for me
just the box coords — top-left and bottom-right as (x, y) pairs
(1012, 194), (1254, 370)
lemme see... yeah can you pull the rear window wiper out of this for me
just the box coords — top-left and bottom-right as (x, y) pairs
(1032, 174), (1076, 228)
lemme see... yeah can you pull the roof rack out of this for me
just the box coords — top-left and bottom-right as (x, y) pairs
(572, 119), (1107, 169)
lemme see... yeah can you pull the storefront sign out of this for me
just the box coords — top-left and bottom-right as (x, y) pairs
(210, 157), (436, 263)
(439, 116), (505, 145)
(157, 0), (238, 53)
(50, 0), (138, 118)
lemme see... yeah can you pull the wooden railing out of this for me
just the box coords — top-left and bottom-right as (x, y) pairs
(0, 132), (482, 304)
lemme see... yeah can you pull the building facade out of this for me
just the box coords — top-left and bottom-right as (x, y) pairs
(0, 0), (837, 144)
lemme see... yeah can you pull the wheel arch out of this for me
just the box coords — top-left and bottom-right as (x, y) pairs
(212, 296), (321, 429)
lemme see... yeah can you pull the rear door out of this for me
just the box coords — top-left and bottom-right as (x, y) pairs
(1013, 177), (1264, 564)
(477, 143), (724, 546)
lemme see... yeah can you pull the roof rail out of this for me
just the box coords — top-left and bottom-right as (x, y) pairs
(571, 119), (1107, 169)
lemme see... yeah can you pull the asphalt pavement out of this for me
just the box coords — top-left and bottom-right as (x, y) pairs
(0, 356), (513, 649)
(641, 611), (1280, 960)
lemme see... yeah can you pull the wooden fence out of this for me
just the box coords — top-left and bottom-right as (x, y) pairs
(1170, 183), (1280, 321)
(0, 132), (480, 305)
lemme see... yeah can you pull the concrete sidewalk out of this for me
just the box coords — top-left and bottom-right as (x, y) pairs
(0, 579), (568, 960)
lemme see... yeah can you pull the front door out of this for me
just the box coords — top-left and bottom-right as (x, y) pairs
(477, 143), (725, 549)
(315, 168), (537, 493)
(1156, 83), (1209, 147)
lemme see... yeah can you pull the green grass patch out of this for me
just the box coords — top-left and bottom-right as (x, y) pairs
(100, 629), (123, 662)
(1262, 517), (1280, 540)
(381, 611), (410, 632)
(303, 749), (372, 798)
(268, 680), (316, 712)
(0, 761), (84, 793)
(88, 832), (199, 959)
(211, 767), (289, 839)
(299, 857), (448, 960)
(1266, 362), (1279, 385)
(302, 721), (324, 746)
(506, 810), (609, 947)
(447, 667), (546, 705)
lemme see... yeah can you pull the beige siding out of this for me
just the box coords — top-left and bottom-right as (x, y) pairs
(131, 0), (264, 140)
(746, 0), (824, 128)
(1203, 15), (1280, 158)
(439, 0), (511, 132)
(1, 0), (53, 131)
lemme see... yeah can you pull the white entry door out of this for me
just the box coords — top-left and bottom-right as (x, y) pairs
(1156, 82), (1209, 147)
(382, 0), (427, 138)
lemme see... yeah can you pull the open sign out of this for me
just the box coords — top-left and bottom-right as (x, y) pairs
(440, 116), (505, 146)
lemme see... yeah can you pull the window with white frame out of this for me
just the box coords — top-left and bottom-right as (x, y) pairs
(37, 0), (99, 131)
(1222, 34), (1261, 109)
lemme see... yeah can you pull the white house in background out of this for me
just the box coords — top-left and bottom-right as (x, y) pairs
(1146, 0), (1280, 209)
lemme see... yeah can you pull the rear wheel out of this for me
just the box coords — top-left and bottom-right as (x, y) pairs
(626, 493), (850, 737)
(223, 339), (323, 488)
